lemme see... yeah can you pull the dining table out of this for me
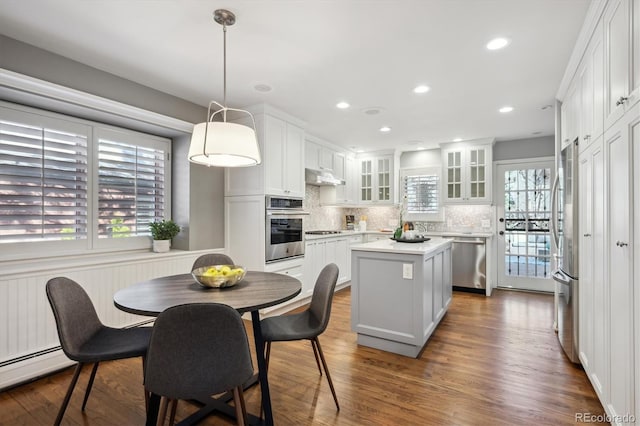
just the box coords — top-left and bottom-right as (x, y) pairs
(113, 270), (302, 426)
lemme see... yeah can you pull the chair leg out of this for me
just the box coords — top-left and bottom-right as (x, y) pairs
(168, 399), (178, 425)
(156, 396), (169, 426)
(146, 393), (161, 426)
(54, 362), (84, 426)
(260, 341), (272, 419)
(81, 362), (99, 411)
(310, 339), (323, 376)
(233, 386), (247, 426)
(313, 338), (340, 411)
(264, 341), (271, 371)
(142, 356), (150, 412)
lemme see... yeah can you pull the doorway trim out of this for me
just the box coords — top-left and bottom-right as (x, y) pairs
(494, 156), (556, 292)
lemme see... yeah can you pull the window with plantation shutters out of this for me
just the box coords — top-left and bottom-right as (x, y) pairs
(0, 103), (172, 257)
(0, 109), (89, 243)
(400, 167), (444, 221)
(97, 129), (167, 240)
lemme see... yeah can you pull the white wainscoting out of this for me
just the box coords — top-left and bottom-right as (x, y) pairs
(0, 249), (223, 389)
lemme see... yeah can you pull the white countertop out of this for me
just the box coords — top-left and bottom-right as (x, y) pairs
(350, 237), (452, 255)
(305, 230), (492, 240)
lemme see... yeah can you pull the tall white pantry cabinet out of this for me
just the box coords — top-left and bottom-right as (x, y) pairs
(568, 0), (640, 423)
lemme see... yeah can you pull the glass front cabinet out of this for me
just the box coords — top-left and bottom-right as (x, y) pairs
(442, 143), (492, 204)
(359, 154), (393, 204)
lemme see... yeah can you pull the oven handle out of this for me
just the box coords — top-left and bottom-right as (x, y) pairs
(266, 210), (311, 216)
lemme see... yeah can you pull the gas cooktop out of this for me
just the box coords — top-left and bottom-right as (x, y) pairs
(305, 230), (342, 235)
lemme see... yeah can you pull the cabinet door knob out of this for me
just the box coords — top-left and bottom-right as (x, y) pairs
(499, 231), (504, 236)
(616, 241), (628, 247)
(583, 233), (591, 237)
(616, 96), (628, 106)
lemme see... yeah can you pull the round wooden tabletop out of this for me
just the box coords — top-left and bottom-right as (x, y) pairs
(113, 271), (302, 317)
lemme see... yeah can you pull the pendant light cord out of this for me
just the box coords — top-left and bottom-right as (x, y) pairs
(222, 23), (227, 122)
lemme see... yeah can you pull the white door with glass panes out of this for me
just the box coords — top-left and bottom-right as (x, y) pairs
(496, 160), (555, 292)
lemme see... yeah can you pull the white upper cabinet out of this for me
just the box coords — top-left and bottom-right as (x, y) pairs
(562, 79), (580, 147)
(358, 154), (394, 204)
(225, 105), (305, 197)
(603, 0), (640, 129)
(305, 139), (335, 172)
(441, 142), (493, 204)
(579, 20), (605, 149)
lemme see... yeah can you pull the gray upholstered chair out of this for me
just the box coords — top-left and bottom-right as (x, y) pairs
(191, 253), (234, 271)
(46, 277), (152, 426)
(144, 303), (254, 426)
(260, 263), (340, 410)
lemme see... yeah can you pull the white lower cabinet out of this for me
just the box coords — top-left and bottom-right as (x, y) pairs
(579, 106), (638, 424)
(263, 258), (305, 308)
(579, 136), (607, 398)
(605, 109), (637, 422)
(304, 237), (351, 296)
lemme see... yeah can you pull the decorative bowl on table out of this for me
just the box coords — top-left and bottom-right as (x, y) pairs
(192, 265), (246, 288)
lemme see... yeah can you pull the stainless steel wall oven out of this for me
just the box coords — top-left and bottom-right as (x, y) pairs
(265, 196), (308, 263)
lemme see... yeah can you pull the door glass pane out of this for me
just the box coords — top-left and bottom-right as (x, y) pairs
(503, 167), (552, 279)
(470, 166), (477, 181)
(478, 149), (485, 164)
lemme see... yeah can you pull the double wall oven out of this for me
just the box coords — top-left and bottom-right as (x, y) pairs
(265, 196), (308, 263)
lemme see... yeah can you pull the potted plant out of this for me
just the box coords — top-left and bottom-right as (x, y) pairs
(150, 219), (180, 253)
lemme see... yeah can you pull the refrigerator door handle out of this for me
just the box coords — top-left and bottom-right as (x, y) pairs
(550, 174), (560, 250)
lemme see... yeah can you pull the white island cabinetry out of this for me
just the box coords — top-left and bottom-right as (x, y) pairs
(351, 238), (452, 358)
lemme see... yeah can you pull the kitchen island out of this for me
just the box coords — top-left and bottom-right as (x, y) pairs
(350, 237), (452, 357)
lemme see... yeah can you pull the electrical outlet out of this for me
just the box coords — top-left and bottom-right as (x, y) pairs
(402, 263), (413, 280)
(447, 219), (453, 228)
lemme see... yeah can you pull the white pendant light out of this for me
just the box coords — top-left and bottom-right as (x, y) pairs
(188, 9), (261, 167)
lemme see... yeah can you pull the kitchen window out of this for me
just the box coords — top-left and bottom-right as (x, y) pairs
(0, 103), (171, 258)
(401, 167), (443, 221)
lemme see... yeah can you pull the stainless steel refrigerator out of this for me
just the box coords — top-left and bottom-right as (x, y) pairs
(551, 139), (580, 363)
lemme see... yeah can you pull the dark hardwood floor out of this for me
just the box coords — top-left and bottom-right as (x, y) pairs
(1, 288), (606, 425)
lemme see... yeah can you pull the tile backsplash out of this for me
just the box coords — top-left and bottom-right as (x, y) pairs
(304, 185), (495, 232)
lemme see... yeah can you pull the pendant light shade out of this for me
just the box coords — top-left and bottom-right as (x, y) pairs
(188, 9), (261, 168)
(189, 120), (260, 167)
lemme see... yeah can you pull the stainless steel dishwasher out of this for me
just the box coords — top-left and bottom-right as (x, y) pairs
(445, 236), (486, 293)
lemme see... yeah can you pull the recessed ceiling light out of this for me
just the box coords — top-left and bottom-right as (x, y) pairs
(499, 106), (514, 113)
(416, 146), (425, 151)
(486, 37), (510, 50)
(413, 85), (430, 94)
(356, 149), (365, 153)
(364, 107), (382, 115)
(380, 126), (391, 132)
(253, 83), (272, 92)
(336, 101), (350, 109)
(453, 138), (463, 142)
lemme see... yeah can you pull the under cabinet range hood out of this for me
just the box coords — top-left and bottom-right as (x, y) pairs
(304, 168), (345, 186)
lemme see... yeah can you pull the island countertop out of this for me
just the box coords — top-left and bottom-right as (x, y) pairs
(350, 237), (452, 255)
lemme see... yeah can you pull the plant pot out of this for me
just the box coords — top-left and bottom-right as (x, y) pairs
(152, 239), (171, 253)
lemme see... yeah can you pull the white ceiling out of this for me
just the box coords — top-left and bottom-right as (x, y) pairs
(0, 0), (590, 152)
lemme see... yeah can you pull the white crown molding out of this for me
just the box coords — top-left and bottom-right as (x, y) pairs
(0, 68), (193, 134)
(556, 0), (609, 101)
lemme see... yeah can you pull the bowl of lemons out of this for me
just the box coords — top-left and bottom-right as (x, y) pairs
(192, 265), (246, 288)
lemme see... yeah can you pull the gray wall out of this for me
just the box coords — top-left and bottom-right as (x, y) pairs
(1, 35), (224, 249)
(493, 136), (555, 161)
